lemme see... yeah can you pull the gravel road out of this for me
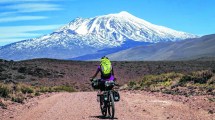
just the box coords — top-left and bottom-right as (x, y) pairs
(1, 91), (214, 120)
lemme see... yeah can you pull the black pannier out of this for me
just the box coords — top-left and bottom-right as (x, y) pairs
(92, 79), (100, 89)
(113, 91), (120, 102)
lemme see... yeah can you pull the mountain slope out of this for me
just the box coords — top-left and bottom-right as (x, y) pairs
(0, 11), (196, 60)
(58, 11), (196, 44)
(107, 34), (215, 61)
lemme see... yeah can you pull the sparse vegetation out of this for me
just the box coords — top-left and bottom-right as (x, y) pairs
(11, 94), (25, 103)
(208, 97), (215, 102)
(53, 86), (75, 92)
(0, 84), (10, 98)
(127, 70), (215, 96)
(20, 85), (34, 94)
(0, 82), (75, 104)
(39, 85), (75, 93)
(0, 59), (215, 104)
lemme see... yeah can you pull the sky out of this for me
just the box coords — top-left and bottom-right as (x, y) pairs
(0, 0), (215, 46)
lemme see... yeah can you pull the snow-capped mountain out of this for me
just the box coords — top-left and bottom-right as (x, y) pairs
(58, 11), (196, 43)
(0, 11), (197, 60)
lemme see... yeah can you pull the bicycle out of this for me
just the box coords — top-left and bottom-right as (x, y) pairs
(91, 79), (119, 119)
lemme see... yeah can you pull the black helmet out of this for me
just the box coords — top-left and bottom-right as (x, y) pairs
(101, 56), (109, 59)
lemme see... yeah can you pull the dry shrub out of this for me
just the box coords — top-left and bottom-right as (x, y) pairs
(19, 84), (34, 94)
(11, 93), (25, 103)
(0, 83), (10, 98)
(208, 76), (215, 84)
(192, 70), (213, 84)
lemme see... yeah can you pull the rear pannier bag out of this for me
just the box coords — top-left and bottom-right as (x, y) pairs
(113, 91), (120, 102)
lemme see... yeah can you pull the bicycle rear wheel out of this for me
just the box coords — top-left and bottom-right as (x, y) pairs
(108, 92), (115, 119)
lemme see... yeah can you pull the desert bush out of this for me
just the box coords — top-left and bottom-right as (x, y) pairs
(0, 84), (10, 98)
(128, 81), (136, 88)
(192, 70), (213, 84)
(140, 73), (182, 88)
(20, 85), (34, 94)
(195, 83), (215, 92)
(31, 82), (40, 86)
(159, 80), (171, 87)
(39, 85), (75, 93)
(2, 63), (80, 103)
(208, 98), (215, 102)
(140, 75), (160, 88)
(162, 89), (177, 95)
(178, 70), (213, 85)
(39, 87), (53, 93)
(125, 70), (214, 96)
(53, 86), (75, 92)
(11, 94), (25, 103)
(34, 91), (40, 96)
(0, 82), (76, 104)
(178, 75), (192, 86)
(207, 76), (215, 84)
(0, 83), (34, 103)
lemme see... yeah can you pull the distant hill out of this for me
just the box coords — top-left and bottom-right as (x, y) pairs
(194, 57), (215, 61)
(107, 34), (215, 61)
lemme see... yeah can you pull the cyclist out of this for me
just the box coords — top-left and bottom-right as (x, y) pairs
(90, 56), (115, 92)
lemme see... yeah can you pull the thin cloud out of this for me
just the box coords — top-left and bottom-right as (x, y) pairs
(0, 12), (17, 17)
(0, 24), (63, 34)
(0, 24), (63, 43)
(0, 0), (59, 3)
(0, 34), (41, 42)
(4, 3), (62, 13)
(0, 16), (48, 23)
(0, 38), (30, 43)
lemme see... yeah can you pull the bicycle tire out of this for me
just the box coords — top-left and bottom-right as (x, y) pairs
(100, 95), (107, 116)
(108, 92), (115, 119)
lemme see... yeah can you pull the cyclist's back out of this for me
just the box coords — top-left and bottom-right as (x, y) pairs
(97, 65), (114, 81)
(91, 56), (115, 90)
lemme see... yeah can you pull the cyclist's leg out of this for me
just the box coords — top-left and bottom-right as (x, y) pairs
(100, 79), (106, 91)
(98, 79), (104, 95)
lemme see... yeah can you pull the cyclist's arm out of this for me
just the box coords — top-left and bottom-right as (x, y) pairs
(91, 68), (99, 79)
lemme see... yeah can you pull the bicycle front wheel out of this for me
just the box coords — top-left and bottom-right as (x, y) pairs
(100, 95), (107, 116)
(108, 92), (115, 119)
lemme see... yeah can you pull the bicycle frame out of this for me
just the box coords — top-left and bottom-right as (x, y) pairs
(99, 81), (115, 118)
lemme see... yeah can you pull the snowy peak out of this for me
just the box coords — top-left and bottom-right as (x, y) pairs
(118, 11), (133, 16)
(106, 11), (135, 18)
(57, 11), (197, 43)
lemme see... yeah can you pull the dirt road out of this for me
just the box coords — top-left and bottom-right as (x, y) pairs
(1, 91), (214, 120)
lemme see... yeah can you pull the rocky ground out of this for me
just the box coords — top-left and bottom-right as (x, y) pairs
(1, 59), (215, 91)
